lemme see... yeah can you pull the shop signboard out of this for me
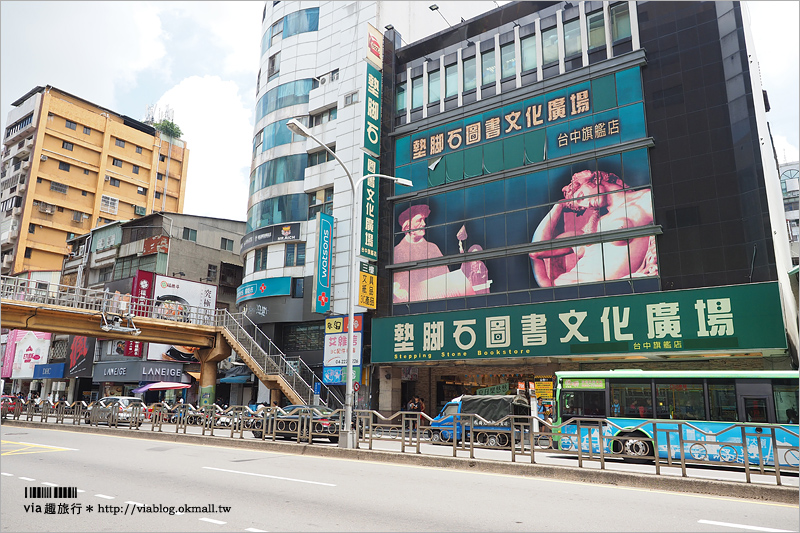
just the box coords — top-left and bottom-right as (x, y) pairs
(312, 212), (334, 314)
(33, 363), (65, 379)
(360, 155), (380, 260)
(358, 261), (377, 309)
(236, 277), (291, 305)
(363, 60), (382, 158)
(240, 222), (301, 255)
(372, 282), (786, 363)
(322, 366), (361, 386)
(11, 331), (51, 379)
(476, 383), (509, 395)
(323, 333), (362, 367)
(92, 361), (184, 382)
(66, 336), (96, 378)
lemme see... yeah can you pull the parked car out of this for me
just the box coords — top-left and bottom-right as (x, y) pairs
(251, 405), (340, 443)
(84, 396), (146, 425)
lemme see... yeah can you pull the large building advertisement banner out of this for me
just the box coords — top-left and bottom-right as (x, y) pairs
(372, 282), (786, 363)
(11, 331), (52, 379)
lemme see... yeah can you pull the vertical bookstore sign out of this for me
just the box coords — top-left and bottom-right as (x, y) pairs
(363, 62), (382, 158)
(360, 155), (379, 260)
(312, 212), (333, 314)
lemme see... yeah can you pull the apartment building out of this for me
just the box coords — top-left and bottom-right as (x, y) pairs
(0, 86), (189, 278)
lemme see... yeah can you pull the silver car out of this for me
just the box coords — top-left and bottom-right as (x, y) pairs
(85, 396), (146, 425)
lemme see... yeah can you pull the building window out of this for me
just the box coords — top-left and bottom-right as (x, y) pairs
(271, 17), (284, 45)
(98, 266), (112, 283)
(463, 58), (476, 92)
(155, 192), (162, 199)
(83, 126), (91, 135)
(500, 42), (516, 79)
(310, 107), (337, 126)
(58, 161), (70, 172)
(610, 2), (631, 41)
(285, 242), (306, 266)
(24, 247), (32, 259)
(62, 141), (74, 151)
(82, 190), (88, 196)
(65, 120), (77, 130)
(132, 165), (139, 174)
(428, 70), (441, 103)
(344, 91), (358, 107)
(268, 52), (280, 78)
(221, 237), (234, 251)
(330, 69), (339, 82)
(50, 181), (68, 194)
(396, 82), (407, 112)
(411, 76), (423, 108)
(115, 138), (125, 148)
(564, 18), (582, 57)
(137, 186), (147, 195)
(291, 277), (304, 298)
(207, 264), (218, 281)
(481, 49), (496, 85)
(542, 26), (559, 65)
(254, 248), (268, 271)
(157, 172), (164, 181)
(444, 64), (458, 98)
(100, 195), (119, 215)
(83, 169), (89, 175)
(308, 146), (336, 167)
(108, 177), (120, 187)
(587, 11), (606, 50)
(308, 187), (333, 219)
(159, 154), (166, 162)
(28, 223), (35, 234)
(112, 158), (123, 168)
(521, 35), (537, 72)
(182, 227), (197, 241)
(135, 146), (142, 154)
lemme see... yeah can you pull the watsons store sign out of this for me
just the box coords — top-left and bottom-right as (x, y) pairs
(313, 212), (334, 314)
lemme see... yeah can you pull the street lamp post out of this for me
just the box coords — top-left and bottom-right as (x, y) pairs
(286, 118), (412, 448)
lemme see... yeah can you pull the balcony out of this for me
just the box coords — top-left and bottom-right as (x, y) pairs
(2, 255), (13, 268)
(12, 206), (22, 217)
(16, 139), (31, 158)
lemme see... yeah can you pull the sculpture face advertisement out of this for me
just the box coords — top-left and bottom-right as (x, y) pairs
(391, 149), (656, 304)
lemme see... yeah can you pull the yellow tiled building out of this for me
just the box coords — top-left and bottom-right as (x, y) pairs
(1, 86), (189, 276)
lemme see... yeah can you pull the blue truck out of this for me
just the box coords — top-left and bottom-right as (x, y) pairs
(429, 394), (532, 447)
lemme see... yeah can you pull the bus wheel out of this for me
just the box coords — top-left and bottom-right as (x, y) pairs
(622, 432), (653, 460)
(430, 431), (442, 444)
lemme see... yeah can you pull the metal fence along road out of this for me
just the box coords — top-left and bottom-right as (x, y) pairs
(2, 398), (797, 493)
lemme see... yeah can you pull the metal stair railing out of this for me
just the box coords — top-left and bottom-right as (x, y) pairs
(216, 310), (343, 410)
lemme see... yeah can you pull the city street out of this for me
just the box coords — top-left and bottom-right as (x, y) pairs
(1, 425), (797, 533)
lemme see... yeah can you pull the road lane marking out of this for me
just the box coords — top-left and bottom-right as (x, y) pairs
(245, 528), (267, 532)
(199, 518), (226, 525)
(17, 441), (78, 451)
(42, 482), (57, 486)
(202, 466), (336, 487)
(95, 494), (115, 499)
(19, 477), (35, 481)
(1, 473), (13, 476)
(77, 489), (85, 493)
(697, 520), (793, 532)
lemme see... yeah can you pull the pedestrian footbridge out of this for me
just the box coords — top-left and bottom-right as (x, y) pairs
(0, 275), (343, 409)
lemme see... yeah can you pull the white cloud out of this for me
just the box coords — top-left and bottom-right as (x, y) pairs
(156, 76), (252, 221)
(772, 133), (800, 165)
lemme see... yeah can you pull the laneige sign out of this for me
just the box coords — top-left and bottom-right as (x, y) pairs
(93, 361), (184, 382)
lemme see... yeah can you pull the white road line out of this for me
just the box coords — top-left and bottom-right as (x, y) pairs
(199, 517), (226, 525)
(19, 477), (35, 481)
(698, 520), (794, 532)
(202, 466), (336, 487)
(245, 528), (268, 532)
(41, 482), (57, 486)
(125, 501), (143, 506)
(17, 442), (78, 451)
(77, 489), (85, 493)
(95, 494), (115, 500)
(1, 473), (13, 476)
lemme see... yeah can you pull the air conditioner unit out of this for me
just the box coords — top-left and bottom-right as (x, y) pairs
(40, 155), (48, 161)
(319, 75), (328, 86)
(104, 176), (111, 181)
(134, 205), (146, 216)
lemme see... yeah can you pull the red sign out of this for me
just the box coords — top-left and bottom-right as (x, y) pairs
(353, 382), (360, 392)
(143, 235), (170, 255)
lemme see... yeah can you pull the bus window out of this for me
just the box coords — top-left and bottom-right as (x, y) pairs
(708, 381), (737, 421)
(655, 381), (705, 420)
(559, 390), (605, 418)
(610, 381), (652, 418)
(744, 397), (768, 423)
(773, 380), (799, 424)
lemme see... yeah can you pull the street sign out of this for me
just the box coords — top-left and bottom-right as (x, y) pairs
(358, 261), (377, 309)
(353, 382), (360, 392)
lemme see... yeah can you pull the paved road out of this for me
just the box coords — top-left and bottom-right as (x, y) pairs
(1, 425), (798, 533)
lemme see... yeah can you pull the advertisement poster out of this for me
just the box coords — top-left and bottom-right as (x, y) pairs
(11, 331), (51, 379)
(323, 332), (362, 367)
(3, 330), (50, 379)
(147, 275), (217, 362)
(66, 336), (96, 378)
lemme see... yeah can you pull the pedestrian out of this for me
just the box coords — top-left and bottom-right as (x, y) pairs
(611, 397), (622, 417)
(418, 397), (426, 427)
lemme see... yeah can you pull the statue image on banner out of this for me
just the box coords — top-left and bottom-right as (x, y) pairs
(393, 205), (491, 303)
(529, 169), (657, 287)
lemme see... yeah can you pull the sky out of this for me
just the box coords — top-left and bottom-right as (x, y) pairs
(1, 1), (798, 222)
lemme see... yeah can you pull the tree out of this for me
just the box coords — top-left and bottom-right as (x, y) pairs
(153, 119), (182, 139)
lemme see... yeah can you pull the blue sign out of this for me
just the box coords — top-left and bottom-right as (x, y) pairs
(236, 277), (292, 305)
(33, 363), (65, 379)
(313, 212), (334, 314)
(314, 382), (321, 395)
(322, 366), (361, 385)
